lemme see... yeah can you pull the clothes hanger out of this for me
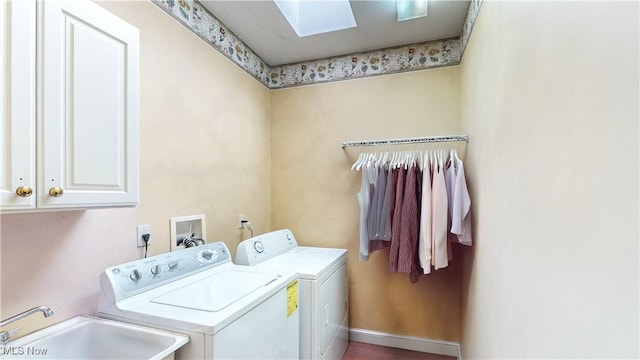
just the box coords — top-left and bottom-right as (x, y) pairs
(378, 152), (384, 171)
(409, 150), (415, 169)
(382, 145), (390, 168)
(367, 152), (376, 169)
(356, 151), (368, 171)
(454, 148), (461, 162)
(403, 151), (408, 170)
(426, 149), (431, 172)
(448, 149), (454, 170)
(361, 152), (370, 170)
(381, 150), (389, 169)
(432, 149), (437, 171)
(352, 152), (364, 171)
(353, 152), (364, 170)
(411, 150), (417, 169)
(405, 151), (410, 170)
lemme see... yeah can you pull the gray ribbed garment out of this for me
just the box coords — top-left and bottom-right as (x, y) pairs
(369, 165), (392, 254)
(357, 166), (372, 261)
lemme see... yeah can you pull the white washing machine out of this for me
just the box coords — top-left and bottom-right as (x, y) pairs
(236, 229), (349, 360)
(98, 241), (299, 359)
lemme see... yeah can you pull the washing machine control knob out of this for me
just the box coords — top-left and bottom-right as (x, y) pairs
(254, 241), (265, 253)
(149, 265), (161, 277)
(167, 261), (179, 270)
(197, 249), (218, 263)
(129, 269), (142, 282)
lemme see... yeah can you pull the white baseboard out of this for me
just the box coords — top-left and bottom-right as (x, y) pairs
(348, 328), (460, 358)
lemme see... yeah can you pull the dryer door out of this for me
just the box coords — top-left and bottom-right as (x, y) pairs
(319, 262), (348, 355)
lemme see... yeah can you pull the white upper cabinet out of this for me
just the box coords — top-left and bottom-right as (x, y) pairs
(1, 0), (37, 211)
(1, 0), (139, 212)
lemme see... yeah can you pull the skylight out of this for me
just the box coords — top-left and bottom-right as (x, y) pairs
(397, 0), (428, 21)
(273, 0), (357, 38)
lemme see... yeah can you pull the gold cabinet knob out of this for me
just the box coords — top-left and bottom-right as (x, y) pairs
(15, 186), (33, 197)
(48, 187), (64, 197)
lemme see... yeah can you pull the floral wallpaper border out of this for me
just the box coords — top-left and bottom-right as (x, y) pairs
(151, 0), (483, 89)
(151, 0), (272, 85)
(459, 0), (483, 54)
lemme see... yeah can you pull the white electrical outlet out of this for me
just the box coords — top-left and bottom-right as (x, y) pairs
(137, 225), (151, 247)
(238, 214), (246, 229)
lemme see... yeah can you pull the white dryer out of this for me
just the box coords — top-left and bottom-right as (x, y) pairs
(98, 241), (299, 359)
(236, 229), (349, 360)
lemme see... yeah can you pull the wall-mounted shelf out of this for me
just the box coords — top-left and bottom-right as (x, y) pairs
(341, 135), (469, 149)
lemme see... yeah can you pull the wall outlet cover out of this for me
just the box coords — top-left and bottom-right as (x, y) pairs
(137, 224), (151, 247)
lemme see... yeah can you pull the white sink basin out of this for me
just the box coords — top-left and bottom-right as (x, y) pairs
(3, 316), (188, 359)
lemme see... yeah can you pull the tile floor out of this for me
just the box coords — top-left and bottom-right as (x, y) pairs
(342, 341), (457, 360)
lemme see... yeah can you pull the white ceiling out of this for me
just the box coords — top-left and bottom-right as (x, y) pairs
(200, 0), (472, 66)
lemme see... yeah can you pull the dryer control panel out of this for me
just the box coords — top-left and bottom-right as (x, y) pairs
(236, 229), (298, 266)
(100, 242), (231, 303)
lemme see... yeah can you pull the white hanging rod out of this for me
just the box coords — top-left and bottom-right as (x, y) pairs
(340, 135), (469, 149)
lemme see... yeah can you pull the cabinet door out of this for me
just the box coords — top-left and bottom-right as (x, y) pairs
(0, 0), (37, 211)
(39, 0), (139, 209)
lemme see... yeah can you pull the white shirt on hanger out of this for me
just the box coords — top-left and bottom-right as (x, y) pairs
(418, 152), (432, 274)
(449, 156), (473, 246)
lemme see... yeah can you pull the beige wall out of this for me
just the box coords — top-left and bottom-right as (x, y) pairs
(459, 1), (639, 358)
(271, 68), (464, 341)
(1, 0), (271, 334)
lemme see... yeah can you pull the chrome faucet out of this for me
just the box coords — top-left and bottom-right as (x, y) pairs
(0, 306), (54, 345)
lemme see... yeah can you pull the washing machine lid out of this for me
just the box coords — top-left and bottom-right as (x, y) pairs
(151, 270), (278, 312)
